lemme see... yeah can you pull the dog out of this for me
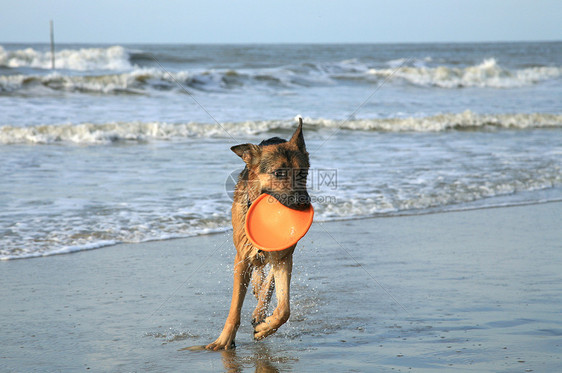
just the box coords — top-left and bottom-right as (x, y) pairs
(206, 118), (310, 350)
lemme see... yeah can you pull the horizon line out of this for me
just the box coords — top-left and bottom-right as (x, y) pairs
(1, 39), (561, 46)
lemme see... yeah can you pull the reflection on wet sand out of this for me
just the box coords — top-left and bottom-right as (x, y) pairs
(180, 343), (297, 372)
(221, 346), (280, 373)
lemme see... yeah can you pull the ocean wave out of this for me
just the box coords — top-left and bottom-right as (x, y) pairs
(0, 45), (131, 71)
(1, 112), (560, 144)
(3, 52), (560, 95)
(0, 67), (252, 94)
(0, 120), (288, 144)
(317, 111), (562, 132)
(367, 58), (562, 88)
(0, 68), (177, 94)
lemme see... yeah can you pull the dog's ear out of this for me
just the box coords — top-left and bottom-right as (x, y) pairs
(231, 143), (262, 166)
(290, 116), (306, 151)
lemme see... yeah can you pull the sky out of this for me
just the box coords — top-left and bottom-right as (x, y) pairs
(0, 0), (560, 44)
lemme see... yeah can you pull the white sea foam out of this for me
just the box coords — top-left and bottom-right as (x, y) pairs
(315, 175), (562, 220)
(368, 58), (562, 88)
(0, 240), (119, 261)
(1, 112), (560, 144)
(319, 111), (562, 132)
(0, 120), (287, 144)
(0, 45), (131, 71)
(0, 209), (231, 261)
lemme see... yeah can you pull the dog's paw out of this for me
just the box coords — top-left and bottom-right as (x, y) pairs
(253, 320), (278, 341)
(205, 339), (236, 351)
(206, 323), (238, 351)
(251, 308), (267, 327)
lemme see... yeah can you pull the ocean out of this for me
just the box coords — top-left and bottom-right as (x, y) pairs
(1, 42), (561, 260)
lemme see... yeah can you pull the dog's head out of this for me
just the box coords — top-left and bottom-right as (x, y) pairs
(231, 119), (310, 210)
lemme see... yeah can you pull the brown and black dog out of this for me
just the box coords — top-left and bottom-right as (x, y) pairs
(206, 118), (310, 350)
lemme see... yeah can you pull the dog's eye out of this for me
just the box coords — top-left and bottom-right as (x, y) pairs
(273, 169), (288, 178)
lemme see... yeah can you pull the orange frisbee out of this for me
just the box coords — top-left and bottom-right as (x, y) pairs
(245, 193), (314, 252)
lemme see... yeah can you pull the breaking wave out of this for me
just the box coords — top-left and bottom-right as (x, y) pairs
(0, 67), (325, 95)
(320, 111), (562, 132)
(0, 45), (132, 71)
(0, 68), (177, 94)
(367, 58), (562, 88)
(1, 111), (560, 144)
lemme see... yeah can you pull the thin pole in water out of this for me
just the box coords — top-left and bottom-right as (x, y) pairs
(50, 20), (55, 70)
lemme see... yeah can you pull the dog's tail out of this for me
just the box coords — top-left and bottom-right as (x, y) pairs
(295, 114), (303, 126)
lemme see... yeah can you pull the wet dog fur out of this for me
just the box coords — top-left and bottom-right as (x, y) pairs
(206, 119), (310, 350)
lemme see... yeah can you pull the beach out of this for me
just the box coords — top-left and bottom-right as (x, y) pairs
(2, 201), (561, 372)
(1, 41), (561, 372)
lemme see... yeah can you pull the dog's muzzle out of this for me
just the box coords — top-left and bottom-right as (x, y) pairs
(266, 190), (311, 210)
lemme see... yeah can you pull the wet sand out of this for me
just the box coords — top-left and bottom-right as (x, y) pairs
(1, 202), (561, 372)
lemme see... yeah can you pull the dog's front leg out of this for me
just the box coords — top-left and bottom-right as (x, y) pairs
(253, 255), (292, 340)
(251, 269), (275, 327)
(206, 254), (251, 351)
